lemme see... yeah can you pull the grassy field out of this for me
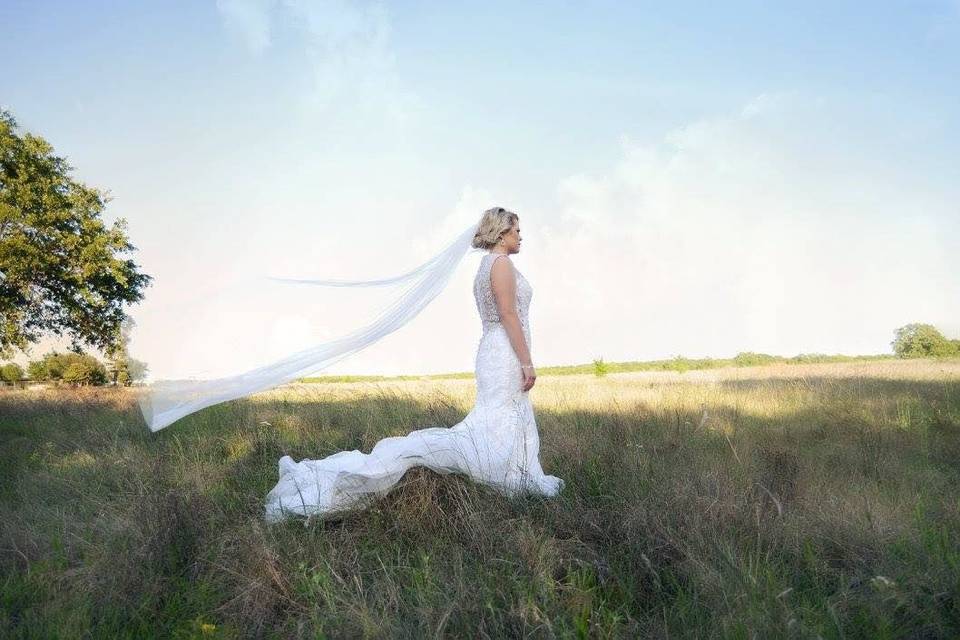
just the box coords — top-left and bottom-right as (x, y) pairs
(2, 358), (959, 638)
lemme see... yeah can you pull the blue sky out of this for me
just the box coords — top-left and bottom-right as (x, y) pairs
(3, 1), (959, 378)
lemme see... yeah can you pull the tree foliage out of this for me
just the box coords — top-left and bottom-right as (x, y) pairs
(0, 109), (152, 359)
(0, 361), (24, 383)
(26, 350), (108, 385)
(891, 323), (959, 358)
(62, 355), (109, 386)
(104, 316), (148, 385)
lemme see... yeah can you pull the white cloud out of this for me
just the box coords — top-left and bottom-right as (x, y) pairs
(525, 90), (959, 364)
(216, 0), (277, 55)
(214, 0), (420, 124)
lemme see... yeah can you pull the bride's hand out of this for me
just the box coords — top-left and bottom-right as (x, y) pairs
(521, 365), (536, 392)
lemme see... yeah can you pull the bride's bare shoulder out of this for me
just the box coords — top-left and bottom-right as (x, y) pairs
(489, 253), (514, 270)
(489, 254), (516, 290)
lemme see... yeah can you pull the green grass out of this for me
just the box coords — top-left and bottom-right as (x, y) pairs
(1, 360), (959, 638)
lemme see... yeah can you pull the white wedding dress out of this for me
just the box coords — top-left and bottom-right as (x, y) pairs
(264, 252), (565, 523)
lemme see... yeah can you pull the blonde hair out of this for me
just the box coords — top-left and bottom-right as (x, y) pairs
(472, 206), (518, 250)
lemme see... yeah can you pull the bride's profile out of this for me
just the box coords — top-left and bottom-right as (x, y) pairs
(263, 207), (565, 522)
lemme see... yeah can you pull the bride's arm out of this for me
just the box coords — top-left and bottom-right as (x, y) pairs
(490, 256), (533, 368)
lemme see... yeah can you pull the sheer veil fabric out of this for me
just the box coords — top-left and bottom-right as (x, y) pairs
(137, 222), (480, 432)
(134, 216), (565, 521)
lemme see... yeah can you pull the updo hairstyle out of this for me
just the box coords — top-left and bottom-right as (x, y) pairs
(471, 206), (518, 250)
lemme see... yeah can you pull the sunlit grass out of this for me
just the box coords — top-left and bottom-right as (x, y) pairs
(2, 359), (958, 638)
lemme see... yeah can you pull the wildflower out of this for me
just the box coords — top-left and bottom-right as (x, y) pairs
(871, 575), (896, 589)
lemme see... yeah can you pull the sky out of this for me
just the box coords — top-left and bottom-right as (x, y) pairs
(2, 0), (959, 379)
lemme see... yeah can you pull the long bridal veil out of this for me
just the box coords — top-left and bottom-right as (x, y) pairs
(135, 222), (482, 432)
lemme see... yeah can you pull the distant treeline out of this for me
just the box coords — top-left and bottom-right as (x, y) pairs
(535, 351), (899, 377)
(3, 323), (956, 387)
(0, 350), (147, 387)
(299, 323), (960, 383)
(297, 352), (904, 383)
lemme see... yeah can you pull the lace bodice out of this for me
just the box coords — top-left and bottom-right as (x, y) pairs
(473, 252), (532, 330)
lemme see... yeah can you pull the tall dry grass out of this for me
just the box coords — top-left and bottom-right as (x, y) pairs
(1, 359), (958, 638)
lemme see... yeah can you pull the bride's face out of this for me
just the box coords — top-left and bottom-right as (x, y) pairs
(499, 221), (522, 254)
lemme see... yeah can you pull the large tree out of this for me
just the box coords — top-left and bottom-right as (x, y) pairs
(891, 323), (958, 358)
(0, 109), (152, 358)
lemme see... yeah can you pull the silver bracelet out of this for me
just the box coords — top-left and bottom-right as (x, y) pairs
(521, 365), (535, 370)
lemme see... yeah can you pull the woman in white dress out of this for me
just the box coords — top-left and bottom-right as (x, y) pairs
(264, 208), (565, 522)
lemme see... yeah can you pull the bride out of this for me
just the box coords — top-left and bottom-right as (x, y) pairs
(264, 207), (565, 522)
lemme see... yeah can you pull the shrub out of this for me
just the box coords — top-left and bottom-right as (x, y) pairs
(592, 357), (609, 377)
(733, 351), (780, 367)
(27, 351), (109, 385)
(1, 362), (24, 384)
(788, 353), (830, 364)
(62, 356), (109, 386)
(27, 359), (47, 380)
